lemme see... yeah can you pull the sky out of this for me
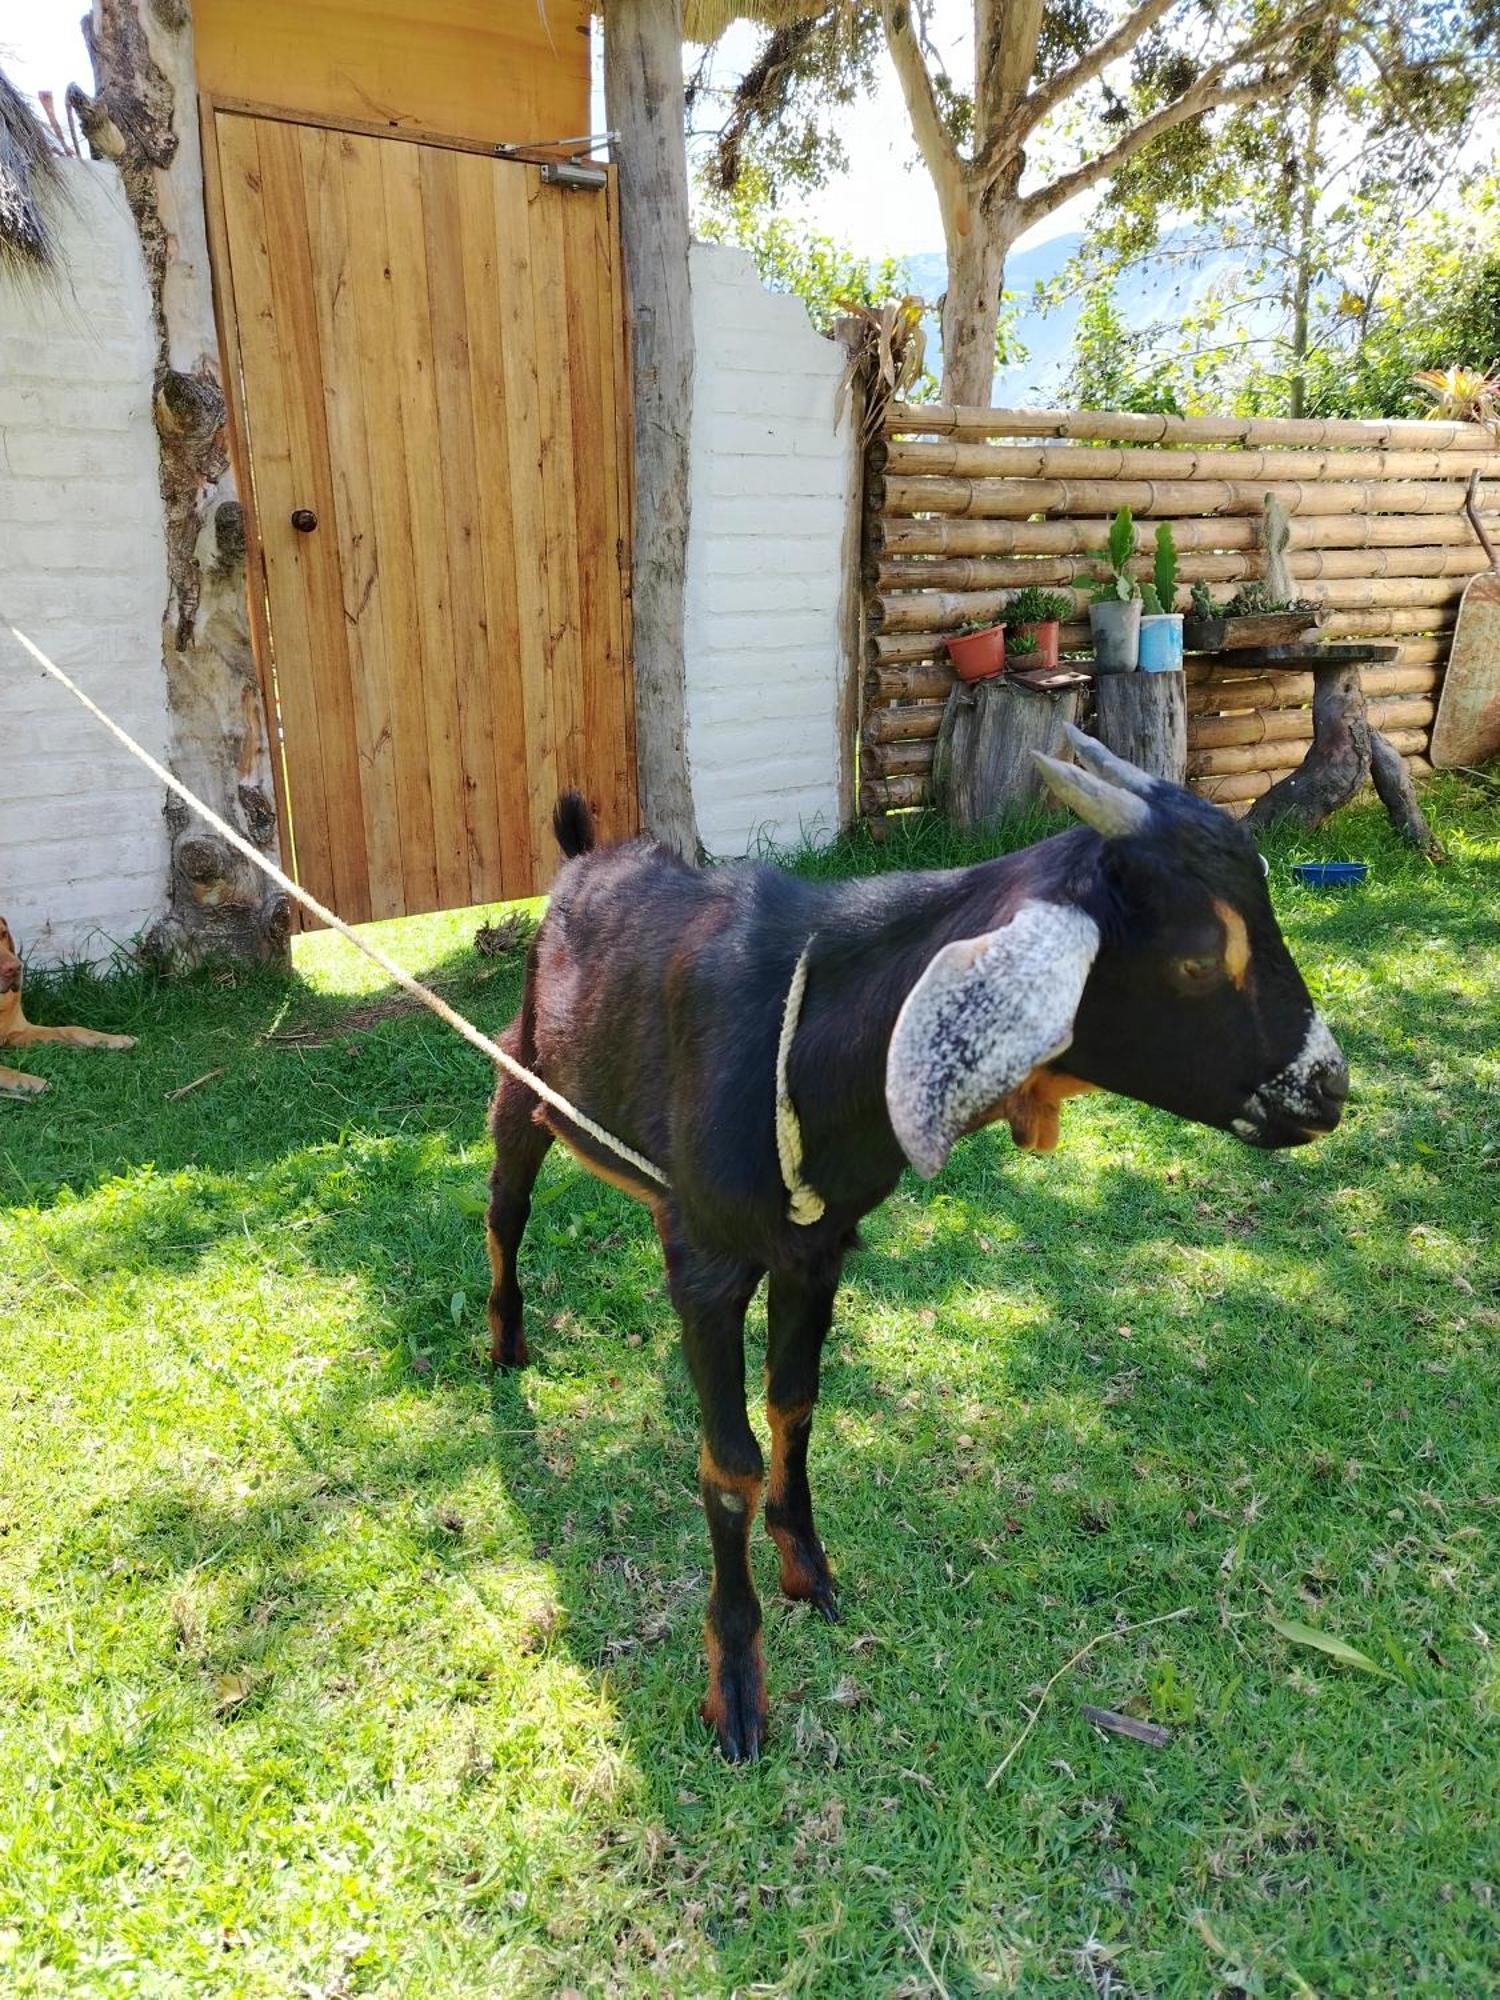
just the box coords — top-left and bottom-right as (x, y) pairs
(3, 0), (1087, 260)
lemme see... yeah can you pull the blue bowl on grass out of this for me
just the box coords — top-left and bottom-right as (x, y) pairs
(1290, 861), (1368, 888)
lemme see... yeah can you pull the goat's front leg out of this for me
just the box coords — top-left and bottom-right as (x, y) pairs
(661, 1222), (767, 1762)
(764, 1263), (841, 1621)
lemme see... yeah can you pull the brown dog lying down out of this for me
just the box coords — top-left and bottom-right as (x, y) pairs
(0, 916), (136, 1097)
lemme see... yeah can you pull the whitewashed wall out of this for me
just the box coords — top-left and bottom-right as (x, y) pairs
(683, 244), (857, 857)
(0, 160), (171, 968)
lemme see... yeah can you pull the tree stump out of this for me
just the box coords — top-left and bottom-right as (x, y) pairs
(932, 677), (1081, 827)
(1093, 670), (1187, 784)
(1246, 661), (1445, 859)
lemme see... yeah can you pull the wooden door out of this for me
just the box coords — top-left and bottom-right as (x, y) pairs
(209, 110), (636, 921)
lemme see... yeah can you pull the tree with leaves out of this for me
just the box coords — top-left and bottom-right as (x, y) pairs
(713, 0), (1496, 405)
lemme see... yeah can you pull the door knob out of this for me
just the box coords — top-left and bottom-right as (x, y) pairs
(290, 508), (317, 533)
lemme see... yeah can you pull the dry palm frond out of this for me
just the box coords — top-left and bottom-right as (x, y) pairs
(835, 294), (929, 442)
(1410, 365), (1500, 426)
(474, 910), (537, 958)
(0, 67), (61, 274)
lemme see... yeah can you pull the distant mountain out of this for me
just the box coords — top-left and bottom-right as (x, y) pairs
(898, 231), (1270, 403)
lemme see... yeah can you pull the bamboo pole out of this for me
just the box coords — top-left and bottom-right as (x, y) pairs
(1188, 727), (1429, 779)
(872, 572), (1466, 634)
(882, 438), (1500, 484)
(874, 510), (1499, 559)
(1185, 664), (1438, 713)
(877, 473), (1484, 522)
(875, 545), (1488, 593)
(864, 702), (948, 744)
(866, 661), (958, 703)
(862, 773), (929, 812)
(1188, 697), (1435, 752)
(866, 737), (939, 778)
(883, 402), (1500, 452)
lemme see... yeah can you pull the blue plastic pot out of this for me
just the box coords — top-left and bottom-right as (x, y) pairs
(1138, 614), (1184, 672)
(1290, 861), (1369, 888)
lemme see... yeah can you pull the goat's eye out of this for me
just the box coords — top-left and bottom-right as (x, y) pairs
(1172, 953), (1224, 993)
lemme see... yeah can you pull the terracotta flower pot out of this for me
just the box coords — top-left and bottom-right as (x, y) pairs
(946, 622), (1006, 681)
(1010, 620), (1061, 669)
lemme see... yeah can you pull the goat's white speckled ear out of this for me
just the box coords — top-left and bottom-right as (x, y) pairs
(885, 901), (1101, 1178)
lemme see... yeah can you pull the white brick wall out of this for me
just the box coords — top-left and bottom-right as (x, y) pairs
(0, 161), (171, 967)
(684, 245), (857, 857)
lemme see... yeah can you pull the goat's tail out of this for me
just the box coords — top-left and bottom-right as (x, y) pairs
(552, 790), (597, 860)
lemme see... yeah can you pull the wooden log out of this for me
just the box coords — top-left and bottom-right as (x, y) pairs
(1192, 754), (1431, 808)
(932, 678), (1083, 827)
(862, 773), (929, 813)
(863, 701), (948, 744)
(874, 546), (1488, 593)
(882, 402), (1500, 452)
(1189, 726), (1428, 778)
(1188, 695), (1435, 751)
(873, 511), (1499, 560)
(883, 438), (1500, 484)
(1320, 609), (1457, 638)
(1370, 730), (1445, 858)
(1094, 671), (1187, 784)
(877, 473), (1481, 522)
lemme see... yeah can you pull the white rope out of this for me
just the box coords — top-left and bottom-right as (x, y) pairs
(4, 623), (671, 1192)
(775, 937), (825, 1225)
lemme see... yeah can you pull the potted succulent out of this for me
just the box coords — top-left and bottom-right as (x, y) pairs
(1184, 579), (1322, 652)
(945, 615), (1006, 680)
(1083, 505), (1141, 671)
(1004, 584), (1073, 669)
(1138, 523), (1185, 672)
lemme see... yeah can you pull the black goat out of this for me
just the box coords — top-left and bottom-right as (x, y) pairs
(485, 730), (1348, 1761)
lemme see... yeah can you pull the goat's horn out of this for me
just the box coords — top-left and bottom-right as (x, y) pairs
(1062, 722), (1157, 798)
(1034, 751), (1152, 839)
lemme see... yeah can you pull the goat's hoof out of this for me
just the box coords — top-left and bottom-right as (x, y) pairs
(701, 1652), (767, 1764)
(811, 1580), (841, 1623)
(488, 1325), (529, 1371)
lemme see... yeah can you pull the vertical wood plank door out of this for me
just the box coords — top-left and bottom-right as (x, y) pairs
(212, 110), (636, 922)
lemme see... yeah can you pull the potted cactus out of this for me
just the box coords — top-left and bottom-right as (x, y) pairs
(1183, 579), (1322, 652)
(945, 616), (1006, 681)
(1082, 506), (1141, 671)
(1004, 584), (1074, 669)
(1138, 524), (1184, 672)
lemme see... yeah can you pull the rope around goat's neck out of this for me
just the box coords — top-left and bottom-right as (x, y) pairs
(5, 623), (671, 1192)
(775, 938), (826, 1226)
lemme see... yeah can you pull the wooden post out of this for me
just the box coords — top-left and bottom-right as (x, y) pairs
(69, 0), (288, 968)
(604, 0), (701, 860)
(1094, 671), (1187, 784)
(1246, 661), (1445, 858)
(932, 678), (1081, 827)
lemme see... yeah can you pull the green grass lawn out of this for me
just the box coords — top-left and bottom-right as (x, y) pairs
(3, 779), (1498, 1997)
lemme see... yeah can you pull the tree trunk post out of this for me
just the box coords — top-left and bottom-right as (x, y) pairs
(1093, 671), (1187, 784)
(73, 0), (288, 969)
(939, 196), (1011, 406)
(604, 0), (702, 860)
(933, 677), (1081, 827)
(1245, 660), (1445, 858)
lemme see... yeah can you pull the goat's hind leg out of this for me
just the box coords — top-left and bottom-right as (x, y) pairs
(486, 1056), (552, 1370)
(765, 1262), (841, 1620)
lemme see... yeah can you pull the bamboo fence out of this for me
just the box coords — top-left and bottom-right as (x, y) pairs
(860, 401), (1500, 822)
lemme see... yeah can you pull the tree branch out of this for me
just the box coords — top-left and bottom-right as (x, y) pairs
(878, 0), (964, 216)
(1015, 0), (1178, 144)
(1017, 67), (1303, 227)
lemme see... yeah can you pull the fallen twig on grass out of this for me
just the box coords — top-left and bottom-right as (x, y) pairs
(165, 1068), (223, 1101)
(986, 1606), (1192, 1789)
(1081, 1705), (1171, 1748)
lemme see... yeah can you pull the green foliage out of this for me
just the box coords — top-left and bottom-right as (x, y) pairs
(1081, 506), (1142, 604)
(1153, 522), (1179, 612)
(1061, 277), (1184, 416)
(1140, 582), (1164, 615)
(696, 162), (911, 334)
(1005, 585), (1072, 626)
(1007, 627), (1040, 656)
(3, 779), (1500, 1991)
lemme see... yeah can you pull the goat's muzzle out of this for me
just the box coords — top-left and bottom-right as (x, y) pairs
(1231, 1014), (1349, 1149)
